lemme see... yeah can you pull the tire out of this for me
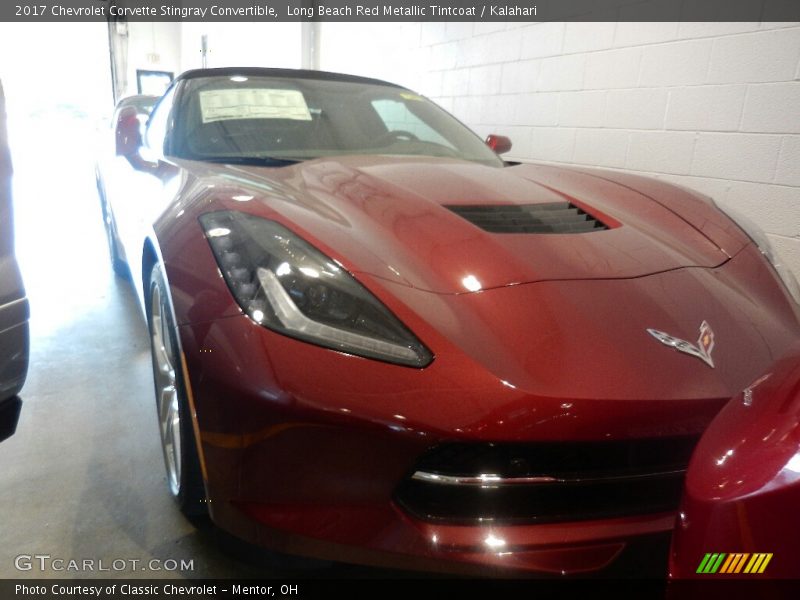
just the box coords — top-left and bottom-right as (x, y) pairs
(96, 176), (129, 278)
(147, 262), (207, 516)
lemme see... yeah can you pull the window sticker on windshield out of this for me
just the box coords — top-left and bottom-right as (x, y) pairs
(400, 92), (423, 101)
(199, 89), (312, 123)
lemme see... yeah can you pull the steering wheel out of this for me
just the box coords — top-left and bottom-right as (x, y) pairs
(376, 129), (420, 145)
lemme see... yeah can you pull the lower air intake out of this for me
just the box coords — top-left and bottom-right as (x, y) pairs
(394, 436), (698, 525)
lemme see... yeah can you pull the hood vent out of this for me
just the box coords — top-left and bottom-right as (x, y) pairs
(447, 202), (608, 234)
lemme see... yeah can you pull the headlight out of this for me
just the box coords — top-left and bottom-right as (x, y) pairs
(713, 201), (800, 305)
(199, 211), (433, 367)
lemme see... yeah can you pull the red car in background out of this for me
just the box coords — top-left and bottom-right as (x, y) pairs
(96, 67), (800, 575)
(671, 347), (800, 579)
(96, 94), (158, 277)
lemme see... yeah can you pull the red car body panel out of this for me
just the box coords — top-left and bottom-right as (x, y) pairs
(144, 159), (800, 572)
(555, 165), (750, 260)
(670, 348), (800, 579)
(99, 69), (800, 575)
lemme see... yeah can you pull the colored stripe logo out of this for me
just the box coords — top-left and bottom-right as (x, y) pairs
(696, 553), (773, 574)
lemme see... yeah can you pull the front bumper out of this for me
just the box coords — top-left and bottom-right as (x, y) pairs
(170, 245), (800, 575)
(177, 314), (724, 575)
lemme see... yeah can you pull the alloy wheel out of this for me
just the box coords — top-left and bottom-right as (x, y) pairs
(150, 281), (182, 496)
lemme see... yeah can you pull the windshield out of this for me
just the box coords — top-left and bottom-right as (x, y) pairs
(170, 74), (504, 168)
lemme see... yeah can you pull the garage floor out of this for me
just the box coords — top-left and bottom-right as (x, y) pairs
(0, 114), (397, 580)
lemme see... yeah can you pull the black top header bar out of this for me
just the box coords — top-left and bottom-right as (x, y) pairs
(3, 0), (799, 22)
(177, 66), (406, 87)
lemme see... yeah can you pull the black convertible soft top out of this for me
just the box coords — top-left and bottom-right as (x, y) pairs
(175, 67), (405, 89)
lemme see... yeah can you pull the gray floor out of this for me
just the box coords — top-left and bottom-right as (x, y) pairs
(0, 115), (397, 580)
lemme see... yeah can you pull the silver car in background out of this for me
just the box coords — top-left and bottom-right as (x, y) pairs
(0, 79), (28, 441)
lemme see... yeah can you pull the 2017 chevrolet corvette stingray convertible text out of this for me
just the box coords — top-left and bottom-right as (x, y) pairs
(95, 68), (800, 575)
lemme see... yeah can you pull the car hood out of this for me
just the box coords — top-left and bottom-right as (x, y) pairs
(188, 155), (732, 294)
(161, 156), (800, 406)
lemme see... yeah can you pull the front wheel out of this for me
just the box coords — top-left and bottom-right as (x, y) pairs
(147, 263), (206, 516)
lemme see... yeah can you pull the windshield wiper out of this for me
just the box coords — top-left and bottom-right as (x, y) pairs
(200, 156), (303, 167)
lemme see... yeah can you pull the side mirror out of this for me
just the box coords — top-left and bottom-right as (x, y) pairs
(485, 134), (512, 155)
(115, 106), (143, 158)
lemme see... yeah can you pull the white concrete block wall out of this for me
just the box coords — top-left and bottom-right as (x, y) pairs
(320, 21), (800, 278)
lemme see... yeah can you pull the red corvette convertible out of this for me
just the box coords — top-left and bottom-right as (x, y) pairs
(96, 67), (800, 575)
